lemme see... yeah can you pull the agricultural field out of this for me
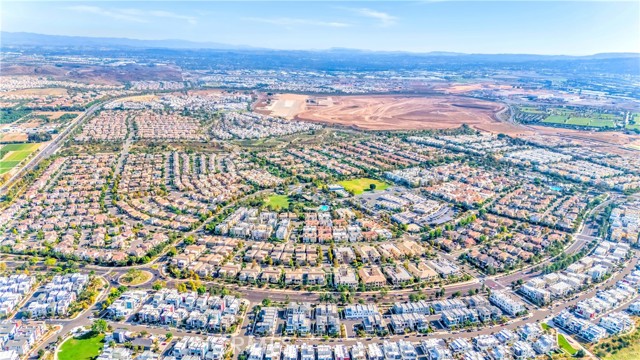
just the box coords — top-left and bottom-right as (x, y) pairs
(339, 177), (389, 195)
(0, 143), (41, 174)
(265, 194), (290, 210)
(58, 332), (104, 360)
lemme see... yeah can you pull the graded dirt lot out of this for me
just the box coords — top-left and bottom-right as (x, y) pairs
(292, 95), (505, 131)
(264, 93), (308, 120)
(0, 133), (28, 142)
(5, 88), (68, 96)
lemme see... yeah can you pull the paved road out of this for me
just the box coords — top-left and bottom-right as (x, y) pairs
(0, 101), (104, 196)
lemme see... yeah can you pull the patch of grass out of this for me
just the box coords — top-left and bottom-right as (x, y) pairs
(519, 106), (545, 114)
(339, 178), (389, 195)
(265, 194), (290, 210)
(542, 115), (569, 124)
(0, 143), (40, 173)
(558, 334), (578, 355)
(541, 322), (551, 331)
(593, 319), (640, 360)
(58, 332), (104, 360)
(120, 269), (152, 286)
(626, 121), (640, 131)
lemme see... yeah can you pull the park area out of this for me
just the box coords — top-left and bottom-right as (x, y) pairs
(58, 332), (104, 360)
(339, 178), (389, 195)
(0, 143), (41, 174)
(541, 112), (620, 128)
(265, 194), (290, 210)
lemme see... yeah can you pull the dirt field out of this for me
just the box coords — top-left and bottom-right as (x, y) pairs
(5, 88), (68, 96)
(291, 95), (505, 131)
(118, 94), (158, 102)
(434, 83), (513, 94)
(264, 94), (308, 120)
(0, 133), (28, 142)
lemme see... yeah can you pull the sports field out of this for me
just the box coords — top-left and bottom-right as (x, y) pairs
(0, 143), (41, 174)
(265, 194), (290, 210)
(339, 178), (389, 195)
(542, 115), (616, 128)
(58, 332), (104, 360)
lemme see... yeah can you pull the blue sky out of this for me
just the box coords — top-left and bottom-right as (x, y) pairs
(2, 1), (639, 55)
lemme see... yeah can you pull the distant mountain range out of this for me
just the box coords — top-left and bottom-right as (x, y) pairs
(1, 32), (255, 50)
(2, 32), (639, 60)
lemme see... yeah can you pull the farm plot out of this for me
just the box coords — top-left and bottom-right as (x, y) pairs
(0, 143), (41, 174)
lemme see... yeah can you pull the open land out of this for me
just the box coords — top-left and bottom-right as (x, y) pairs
(296, 96), (502, 130)
(290, 95), (506, 131)
(264, 93), (308, 120)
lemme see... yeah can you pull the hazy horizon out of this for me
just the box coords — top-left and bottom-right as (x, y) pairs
(2, 1), (639, 56)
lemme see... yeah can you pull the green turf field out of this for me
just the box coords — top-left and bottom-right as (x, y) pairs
(542, 115), (616, 128)
(265, 194), (290, 210)
(541, 115), (569, 124)
(339, 178), (389, 195)
(58, 332), (104, 360)
(518, 106), (545, 114)
(0, 143), (41, 174)
(558, 334), (578, 355)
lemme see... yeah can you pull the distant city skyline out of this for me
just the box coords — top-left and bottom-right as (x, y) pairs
(2, 1), (639, 55)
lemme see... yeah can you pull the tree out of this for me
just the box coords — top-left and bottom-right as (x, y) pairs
(166, 332), (173, 340)
(262, 298), (272, 306)
(91, 319), (108, 334)
(0, 262), (6, 272)
(44, 258), (57, 267)
(369, 183), (377, 191)
(152, 281), (165, 291)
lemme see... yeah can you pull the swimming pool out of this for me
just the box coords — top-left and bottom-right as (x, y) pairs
(319, 205), (330, 211)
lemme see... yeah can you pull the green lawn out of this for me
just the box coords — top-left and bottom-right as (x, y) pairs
(542, 115), (568, 124)
(542, 115), (616, 128)
(541, 322), (551, 331)
(519, 106), (545, 114)
(558, 334), (578, 355)
(58, 332), (104, 360)
(265, 194), (290, 210)
(339, 178), (389, 195)
(120, 269), (152, 286)
(0, 143), (41, 174)
(626, 121), (640, 131)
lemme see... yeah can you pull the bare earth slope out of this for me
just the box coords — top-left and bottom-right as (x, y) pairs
(289, 95), (505, 131)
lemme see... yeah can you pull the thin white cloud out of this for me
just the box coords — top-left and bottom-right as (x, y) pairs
(244, 17), (351, 28)
(67, 5), (147, 23)
(150, 10), (198, 25)
(347, 7), (397, 27)
(68, 6), (197, 25)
